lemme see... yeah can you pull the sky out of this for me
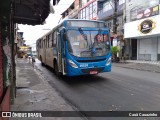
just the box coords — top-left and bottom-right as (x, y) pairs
(18, 0), (74, 46)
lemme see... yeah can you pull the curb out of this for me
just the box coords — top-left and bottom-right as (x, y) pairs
(113, 65), (160, 73)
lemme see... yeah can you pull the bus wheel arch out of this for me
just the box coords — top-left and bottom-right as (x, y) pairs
(40, 55), (44, 66)
(54, 59), (60, 76)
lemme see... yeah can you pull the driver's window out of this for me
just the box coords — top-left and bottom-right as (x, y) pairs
(77, 35), (87, 49)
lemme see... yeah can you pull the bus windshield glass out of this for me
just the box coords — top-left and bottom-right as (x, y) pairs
(67, 29), (110, 57)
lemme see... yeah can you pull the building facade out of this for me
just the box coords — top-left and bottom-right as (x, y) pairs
(97, 0), (125, 43)
(124, 0), (160, 61)
(78, 0), (98, 20)
(61, 0), (82, 20)
(78, 0), (125, 58)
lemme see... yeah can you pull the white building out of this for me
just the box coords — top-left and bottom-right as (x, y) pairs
(124, 0), (160, 61)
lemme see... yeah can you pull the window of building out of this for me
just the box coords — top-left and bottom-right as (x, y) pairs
(83, 8), (86, 19)
(103, 1), (112, 12)
(117, 16), (123, 27)
(89, 3), (93, 19)
(119, 0), (125, 5)
(86, 6), (89, 19)
(79, 1), (98, 20)
(92, 2), (97, 19)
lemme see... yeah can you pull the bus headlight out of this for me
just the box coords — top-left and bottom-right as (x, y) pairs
(106, 57), (111, 66)
(68, 59), (78, 68)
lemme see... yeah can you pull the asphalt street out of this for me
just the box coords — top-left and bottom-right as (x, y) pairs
(35, 61), (160, 120)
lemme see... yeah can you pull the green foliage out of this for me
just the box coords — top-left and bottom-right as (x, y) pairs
(111, 46), (120, 55)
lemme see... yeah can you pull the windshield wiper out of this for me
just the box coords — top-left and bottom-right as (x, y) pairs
(78, 28), (87, 41)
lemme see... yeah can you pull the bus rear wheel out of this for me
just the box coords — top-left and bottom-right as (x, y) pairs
(54, 62), (61, 76)
(40, 56), (44, 66)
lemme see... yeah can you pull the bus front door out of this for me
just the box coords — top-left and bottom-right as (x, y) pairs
(57, 32), (62, 73)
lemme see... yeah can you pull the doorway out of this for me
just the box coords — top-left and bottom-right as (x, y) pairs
(131, 39), (137, 60)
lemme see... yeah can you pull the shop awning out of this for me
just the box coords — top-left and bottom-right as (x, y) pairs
(13, 0), (56, 25)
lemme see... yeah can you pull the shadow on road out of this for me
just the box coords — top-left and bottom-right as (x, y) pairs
(43, 64), (108, 86)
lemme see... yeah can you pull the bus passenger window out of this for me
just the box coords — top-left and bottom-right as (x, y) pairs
(41, 40), (43, 48)
(53, 32), (57, 47)
(49, 34), (52, 48)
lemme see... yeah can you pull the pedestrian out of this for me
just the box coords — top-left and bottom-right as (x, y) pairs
(28, 56), (31, 63)
(32, 56), (36, 67)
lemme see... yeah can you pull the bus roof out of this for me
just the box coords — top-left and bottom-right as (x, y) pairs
(36, 19), (107, 41)
(63, 19), (106, 23)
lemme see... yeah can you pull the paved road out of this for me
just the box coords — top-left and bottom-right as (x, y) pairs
(35, 61), (160, 120)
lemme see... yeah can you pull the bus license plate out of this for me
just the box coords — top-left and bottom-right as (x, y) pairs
(90, 71), (98, 74)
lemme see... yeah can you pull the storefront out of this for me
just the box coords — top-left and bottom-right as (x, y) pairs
(124, 14), (160, 61)
(0, 0), (52, 117)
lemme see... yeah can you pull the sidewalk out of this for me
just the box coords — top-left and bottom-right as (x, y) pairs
(113, 60), (160, 73)
(10, 59), (82, 120)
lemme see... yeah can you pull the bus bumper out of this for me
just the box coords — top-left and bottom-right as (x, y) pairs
(66, 64), (112, 76)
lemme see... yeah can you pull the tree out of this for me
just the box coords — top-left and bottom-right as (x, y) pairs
(111, 46), (120, 62)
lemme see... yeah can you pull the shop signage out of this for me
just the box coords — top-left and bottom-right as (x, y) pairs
(138, 19), (156, 34)
(131, 5), (159, 21)
(124, 15), (160, 38)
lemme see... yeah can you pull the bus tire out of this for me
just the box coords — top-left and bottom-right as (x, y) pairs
(40, 56), (44, 66)
(54, 62), (61, 76)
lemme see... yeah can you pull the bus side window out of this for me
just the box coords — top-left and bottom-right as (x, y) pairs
(39, 40), (41, 48)
(43, 39), (46, 48)
(52, 32), (54, 47)
(48, 36), (49, 48)
(53, 32), (57, 47)
(45, 39), (47, 48)
(49, 34), (52, 48)
(46, 36), (49, 48)
(46, 36), (48, 48)
(41, 40), (43, 48)
(37, 41), (39, 49)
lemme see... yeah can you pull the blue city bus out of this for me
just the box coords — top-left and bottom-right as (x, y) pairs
(36, 19), (112, 76)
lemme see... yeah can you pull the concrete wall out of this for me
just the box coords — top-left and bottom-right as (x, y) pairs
(0, 19), (3, 101)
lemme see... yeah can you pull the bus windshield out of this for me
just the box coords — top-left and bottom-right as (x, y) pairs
(67, 29), (110, 57)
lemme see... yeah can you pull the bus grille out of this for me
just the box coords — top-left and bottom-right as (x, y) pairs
(76, 58), (106, 63)
(81, 67), (104, 74)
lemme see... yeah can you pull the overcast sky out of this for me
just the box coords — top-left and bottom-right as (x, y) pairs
(18, 0), (74, 46)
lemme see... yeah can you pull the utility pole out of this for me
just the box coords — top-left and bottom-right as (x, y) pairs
(113, 0), (120, 62)
(79, 0), (82, 8)
(113, 0), (118, 35)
